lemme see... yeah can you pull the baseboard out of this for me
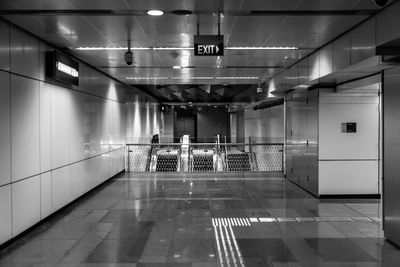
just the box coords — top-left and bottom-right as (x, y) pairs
(0, 169), (125, 250)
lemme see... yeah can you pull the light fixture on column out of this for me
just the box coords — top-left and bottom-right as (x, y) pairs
(256, 80), (263, 94)
(124, 39), (134, 66)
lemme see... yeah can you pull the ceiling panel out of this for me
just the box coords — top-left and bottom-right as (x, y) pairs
(0, 0), (386, 102)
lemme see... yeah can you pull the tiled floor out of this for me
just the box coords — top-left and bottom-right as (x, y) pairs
(0, 172), (399, 267)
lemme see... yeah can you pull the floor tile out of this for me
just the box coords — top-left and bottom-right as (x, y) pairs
(0, 173), (396, 266)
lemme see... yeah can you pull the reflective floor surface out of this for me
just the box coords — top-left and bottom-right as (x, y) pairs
(0, 172), (399, 267)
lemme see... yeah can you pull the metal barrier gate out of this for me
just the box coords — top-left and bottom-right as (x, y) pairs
(126, 143), (283, 172)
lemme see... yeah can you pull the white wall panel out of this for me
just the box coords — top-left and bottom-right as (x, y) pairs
(11, 75), (40, 181)
(38, 42), (49, 82)
(0, 20), (10, 71)
(40, 172), (52, 219)
(12, 176), (41, 236)
(100, 98), (112, 153)
(51, 84), (71, 168)
(69, 91), (87, 162)
(85, 157), (97, 194)
(376, 0), (400, 46)
(0, 72), (11, 186)
(10, 25), (39, 79)
(40, 82), (52, 172)
(350, 18), (375, 65)
(89, 96), (102, 156)
(309, 52), (320, 81)
(319, 161), (378, 195)
(70, 161), (85, 199)
(319, 102), (379, 160)
(319, 43), (333, 78)
(0, 20), (128, 246)
(333, 33), (351, 72)
(118, 103), (126, 147)
(244, 106), (284, 143)
(0, 185), (12, 244)
(52, 166), (71, 211)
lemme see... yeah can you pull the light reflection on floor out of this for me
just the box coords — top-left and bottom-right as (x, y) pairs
(0, 171), (396, 267)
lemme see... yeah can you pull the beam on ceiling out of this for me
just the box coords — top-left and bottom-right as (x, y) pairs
(0, 9), (377, 16)
(99, 65), (284, 69)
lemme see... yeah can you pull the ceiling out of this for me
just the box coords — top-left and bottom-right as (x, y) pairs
(0, 0), (386, 102)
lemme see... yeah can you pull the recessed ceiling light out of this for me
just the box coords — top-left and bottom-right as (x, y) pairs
(173, 66), (182, 69)
(147, 10), (164, 16)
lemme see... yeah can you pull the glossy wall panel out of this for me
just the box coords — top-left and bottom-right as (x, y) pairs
(40, 172), (52, 219)
(52, 166), (71, 212)
(376, 0), (400, 46)
(70, 161), (86, 199)
(319, 161), (378, 195)
(10, 25), (39, 79)
(350, 18), (375, 65)
(69, 91), (87, 162)
(51, 83), (71, 168)
(12, 176), (41, 236)
(0, 19), (135, 246)
(307, 89), (319, 194)
(11, 75), (40, 182)
(0, 71), (11, 186)
(0, 20), (10, 71)
(40, 82), (52, 172)
(0, 185), (12, 244)
(333, 33), (351, 72)
(319, 96), (379, 160)
(383, 67), (400, 247)
(319, 44), (333, 78)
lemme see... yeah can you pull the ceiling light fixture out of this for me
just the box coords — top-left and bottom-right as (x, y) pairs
(75, 46), (298, 51)
(153, 47), (193, 50)
(75, 47), (150, 51)
(225, 46), (298, 50)
(147, 10), (164, 16)
(172, 66), (182, 69)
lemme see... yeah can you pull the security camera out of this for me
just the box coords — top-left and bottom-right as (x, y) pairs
(124, 50), (133, 66)
(374, 0), (388, 7)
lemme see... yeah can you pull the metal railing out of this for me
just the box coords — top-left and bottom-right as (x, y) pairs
(126, 143), (283, 172)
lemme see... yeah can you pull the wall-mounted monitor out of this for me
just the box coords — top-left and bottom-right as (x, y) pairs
(46, 51), (79, 86)
(341, 122), (357, 133)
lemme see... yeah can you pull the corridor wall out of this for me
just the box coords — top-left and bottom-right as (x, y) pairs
(0, 19), (127, 245)
(125, 94), (160, 144)
(244, 105), (284, 143)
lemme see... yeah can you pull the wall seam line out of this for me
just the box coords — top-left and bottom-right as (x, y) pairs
(0, 147), (125, 189)
(0, 69), (125, 104)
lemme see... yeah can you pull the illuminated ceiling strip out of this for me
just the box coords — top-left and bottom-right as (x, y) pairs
(226, 46), (298, 50)
(76, 46), (298, 51)
(126, 76), (260, 80)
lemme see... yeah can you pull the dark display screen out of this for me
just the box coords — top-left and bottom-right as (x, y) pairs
(47, 51), (79, 86)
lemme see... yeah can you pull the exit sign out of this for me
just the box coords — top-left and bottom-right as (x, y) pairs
(194, 35), (224, 56)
